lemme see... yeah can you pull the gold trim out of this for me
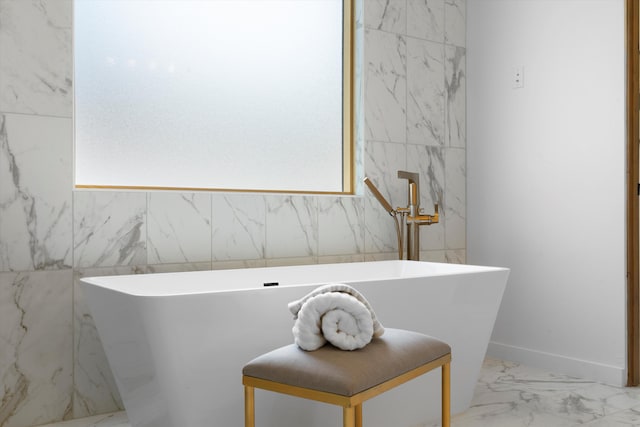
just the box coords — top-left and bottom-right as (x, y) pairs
(354, 404), (363, 427)
(74, 184), (352, 196)
(343, 406), (356, 427)
(626, 0), (640, 387)
(342, 0), (355, 194)
(442, 361), (451, 426)
(244, 385), (255, 427)
(243, 376), (353, 406)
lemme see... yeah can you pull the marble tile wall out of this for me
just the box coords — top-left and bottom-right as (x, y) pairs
(364, 0), (466, 263)
(0, 0), (466, 426)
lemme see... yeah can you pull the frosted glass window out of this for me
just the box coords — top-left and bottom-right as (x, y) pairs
(74, 0), (352, 193)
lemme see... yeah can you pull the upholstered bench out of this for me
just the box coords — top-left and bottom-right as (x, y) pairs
(242, 328), (451, 427)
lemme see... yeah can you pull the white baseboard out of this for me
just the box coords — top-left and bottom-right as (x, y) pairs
(487, 341), (626, 387)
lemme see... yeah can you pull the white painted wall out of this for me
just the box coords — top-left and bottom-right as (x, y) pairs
(467, 0), (627, 385)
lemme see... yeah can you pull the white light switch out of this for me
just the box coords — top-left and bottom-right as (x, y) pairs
(512, 66), (524, 89)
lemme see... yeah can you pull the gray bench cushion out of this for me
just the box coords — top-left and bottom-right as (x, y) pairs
(243, 328), (450, 397)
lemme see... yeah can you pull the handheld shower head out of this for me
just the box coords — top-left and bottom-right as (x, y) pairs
(363, 177), (394, 215)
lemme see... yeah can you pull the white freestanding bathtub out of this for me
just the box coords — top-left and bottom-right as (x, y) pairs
(81, 260), (509, 427)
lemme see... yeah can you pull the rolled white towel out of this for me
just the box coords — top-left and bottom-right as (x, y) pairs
(288, 284), (384, 351)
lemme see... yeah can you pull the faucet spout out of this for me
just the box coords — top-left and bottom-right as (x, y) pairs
(397, 170), (420, 207)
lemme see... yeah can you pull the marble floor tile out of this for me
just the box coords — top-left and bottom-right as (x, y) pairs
(35, 358), (640, 427)
(447, 405), (581, 427)
(36, 412), (128, 427)
(465, 359), (640, 427)
(583, 405), (640, 426)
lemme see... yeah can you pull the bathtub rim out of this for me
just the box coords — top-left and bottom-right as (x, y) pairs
(80, 260), (509, 298)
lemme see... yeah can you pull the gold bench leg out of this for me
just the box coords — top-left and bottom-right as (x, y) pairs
(442, 361), (451, 427)
(355, 403), (363, 427)
(343, 406), (355, 427)
(244, 385), (255, 427)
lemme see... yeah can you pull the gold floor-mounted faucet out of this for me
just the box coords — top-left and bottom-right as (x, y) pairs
(364, 171), (439, 261)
